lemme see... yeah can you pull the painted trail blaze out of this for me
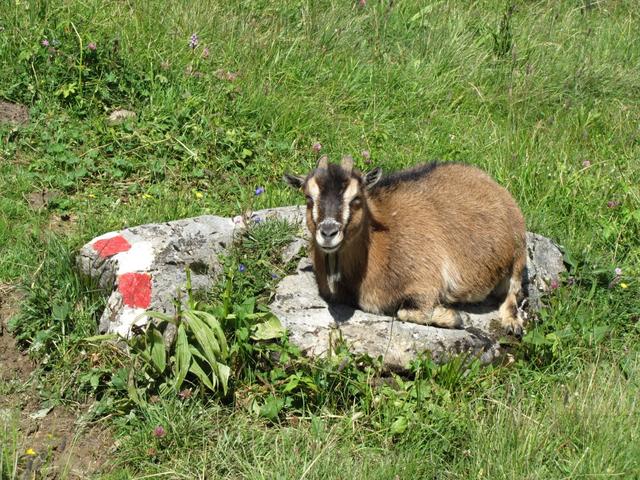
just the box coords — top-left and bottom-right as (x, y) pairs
(92, 235), (131, 257)
(118, 272), (152, 308)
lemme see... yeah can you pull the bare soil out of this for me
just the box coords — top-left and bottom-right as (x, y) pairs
(0, 101), (29, 126)
(0, 283), (114, 479)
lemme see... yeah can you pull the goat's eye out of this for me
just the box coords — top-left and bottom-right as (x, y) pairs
(350, 196), (362, 208)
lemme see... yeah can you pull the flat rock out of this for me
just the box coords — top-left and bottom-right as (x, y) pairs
(77, 205), (565, 370)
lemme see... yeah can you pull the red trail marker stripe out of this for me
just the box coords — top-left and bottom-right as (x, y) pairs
(92, 235), (131, 258)
(118, 272), (152, 309)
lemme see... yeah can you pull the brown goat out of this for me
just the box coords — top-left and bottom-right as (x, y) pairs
(284, 156), (527, 336)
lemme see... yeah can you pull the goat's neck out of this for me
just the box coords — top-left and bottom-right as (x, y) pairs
(316, 220), (370, 299)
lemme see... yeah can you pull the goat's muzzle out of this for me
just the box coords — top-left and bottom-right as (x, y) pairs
(316, 219), (344, 253)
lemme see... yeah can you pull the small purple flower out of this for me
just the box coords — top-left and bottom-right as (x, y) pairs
(549, 279), (559, 290)
(202, 47), (210, 59)
(270, 272), (279, 279)
(582, 160), (591, 168)
(607, 200), (621, 209)
(238, 263), (246, 273)
(362, 150), (371, 163)
(153, 425), (166, 438)
(253, 216), (262, 224)
(87, 42), (97, 51)
(312, 142), (322, 153)
(41, 39), (50, 47)
(189, 33), (199, 49)
(615, 267), (622, 276)
(255, 186), (265, 196)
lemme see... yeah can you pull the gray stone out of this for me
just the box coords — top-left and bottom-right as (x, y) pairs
(270, 232), (566, 370)
(106, 109), (137, 125)
(524, 233), (566, 311)
(77, 206), (565, 370)
(77, 215), (238, 337)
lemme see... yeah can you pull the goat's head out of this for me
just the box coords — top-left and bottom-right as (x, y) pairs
(284, 156), (382, 253)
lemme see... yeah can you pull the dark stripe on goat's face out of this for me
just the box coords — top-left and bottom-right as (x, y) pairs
(311, 164), (353, 226)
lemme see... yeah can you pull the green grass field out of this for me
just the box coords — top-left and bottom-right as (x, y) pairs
(1, 0), (639, 478)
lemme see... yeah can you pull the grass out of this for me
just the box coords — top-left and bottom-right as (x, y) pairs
(1, 0), (639, 478)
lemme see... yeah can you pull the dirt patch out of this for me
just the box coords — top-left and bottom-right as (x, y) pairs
(25, 189), (63, 211)
(17, 406), (115, 479)
(0, 283), (32, 381)
(48, 212), (79, 235)
(0, 101), (29, 126)
(0, 284), (114, 478)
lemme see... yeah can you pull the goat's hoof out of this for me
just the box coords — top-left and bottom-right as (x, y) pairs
(504, 322), (524, 339)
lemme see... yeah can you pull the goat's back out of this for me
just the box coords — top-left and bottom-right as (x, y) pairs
(365, 162), (525, 304)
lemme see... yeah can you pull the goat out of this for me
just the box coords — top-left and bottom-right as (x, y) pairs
(284, 156), (527, 336)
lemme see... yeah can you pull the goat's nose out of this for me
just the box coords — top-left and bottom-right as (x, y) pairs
(319, 222), (340, 239)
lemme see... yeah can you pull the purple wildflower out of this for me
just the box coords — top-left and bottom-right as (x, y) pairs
(615, 267), (622, 276)
(189, 33), (199, 49)
(253, 216), (262, 224)
(152, 425), (166, 438)
(270, 272), (279, 279)
(238, 263), (246, 273)
(549, 279), (559, 290)
(41, 39), (50, 47)
(362, 150), (371, 163)
(312, 142), (322, 153)
(87, 42), (97, 51)
(607, 200), (621, 209)
(255, 186), (265, 196)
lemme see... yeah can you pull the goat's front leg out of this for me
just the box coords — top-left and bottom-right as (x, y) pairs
(396, 296), (465, 329)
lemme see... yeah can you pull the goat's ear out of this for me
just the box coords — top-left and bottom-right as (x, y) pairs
(316, 155), (329, 170)
(363, 167), (382, 190)
(283, 173), (305, 190)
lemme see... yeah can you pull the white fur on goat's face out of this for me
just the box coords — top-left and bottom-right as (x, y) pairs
(284, 159), (382, 254)
(307, 166), (360, 253)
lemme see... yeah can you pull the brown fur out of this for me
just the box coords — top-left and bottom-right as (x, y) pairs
(285, 161), (527, 336)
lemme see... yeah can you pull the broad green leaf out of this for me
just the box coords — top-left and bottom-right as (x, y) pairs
(174, 323), (191, 390)
(251, 316), (285, 341)
(188, 345), (221, 390)
(390, 416), (408, 435)
(282, 374), (301, 393)
(127, 367), (141, 405)
(188, 355), (216, 392)
(217, 362), (230, 395)
(198, 311), (228, 357)
(259, 396), (284, 420)
(184, 312), (221, 366)
(523, 329), (547, 346)
(148, 327), (166, 373)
